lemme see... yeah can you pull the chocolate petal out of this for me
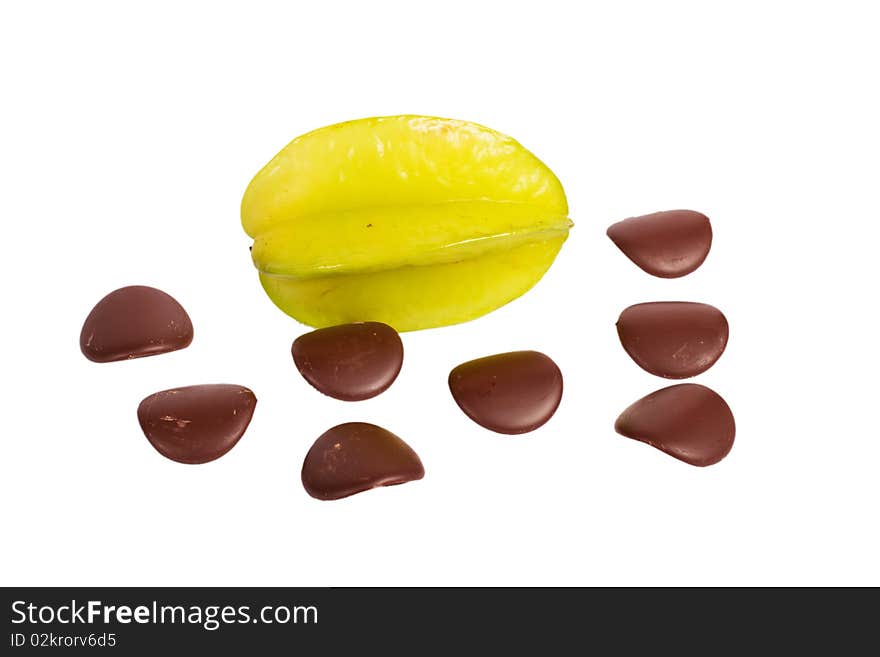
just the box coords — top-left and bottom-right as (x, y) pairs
(606, 210), (712, 278)
(302, 422), (424, 500)
(614, 384), (735, 466)
(617, 302), (729, 378)
(448, 351), (563, 434)
(80, 285), (193, 362)
(137, 385), (257, 464)
(291, 322), (403, 401)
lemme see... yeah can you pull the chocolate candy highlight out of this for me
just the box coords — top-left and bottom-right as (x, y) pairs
(80, 285), (193, 362)
(607, 210), (712, 278)
(292, 322), (403, 401)
(448, 351), (563, 434)
(301, 422), (424, 500)
(137, 384), (257, 464)
(614, 384), (735, 466)
(616, 302), (729, 379)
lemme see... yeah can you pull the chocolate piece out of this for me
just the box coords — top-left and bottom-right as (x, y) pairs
(448, 351), (563, 434)
(616, 302), (729, 379)
(606, 210), (712, 278)
(614, 384), (735, 466)
(301, 422), (424, 500)
(137, 385), (256, 464)
(291, 322), (403, 401)
(80, 285), (193, 362)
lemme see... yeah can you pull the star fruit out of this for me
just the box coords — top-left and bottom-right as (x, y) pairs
(241, 115), (571, 332)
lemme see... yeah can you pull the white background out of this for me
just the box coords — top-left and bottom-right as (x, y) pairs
(1, 1), (878, 586)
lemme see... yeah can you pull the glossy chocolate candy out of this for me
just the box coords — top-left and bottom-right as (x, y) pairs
(302, 422), (424, 500)
(607, 210), (712, 278)
(80, 285), (193, 362)
(137, 384), (257, 464)
(617, 302), (729, 378)
(614, 384), (735, 466)
(291, 322), (403, 401)
(448, 351), (563, 434)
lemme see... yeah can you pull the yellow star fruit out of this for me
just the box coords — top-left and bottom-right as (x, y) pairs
(242, 116), (571, 331)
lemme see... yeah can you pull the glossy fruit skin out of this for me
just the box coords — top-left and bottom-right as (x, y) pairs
(242, 116), (570, 332)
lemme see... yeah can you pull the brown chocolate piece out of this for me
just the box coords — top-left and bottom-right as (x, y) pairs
(137, 384), (256, 464)
(448, 351), (563, 434)
(301, 422), (424, 500)
(80, 285), (193, 362)
(607, 210), (712, 278)
(614, 384), (735, 466)
(291, 322), (403, 401)
(617, 302), (729, 379)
